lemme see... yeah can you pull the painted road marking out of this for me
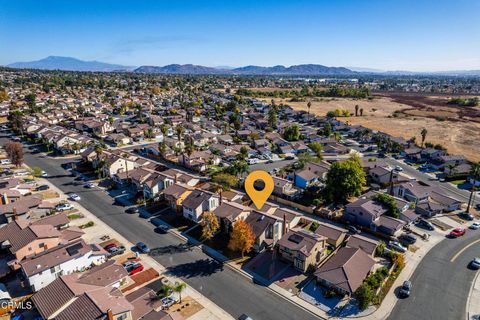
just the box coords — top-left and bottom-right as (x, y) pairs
(450, 239), (480, 262)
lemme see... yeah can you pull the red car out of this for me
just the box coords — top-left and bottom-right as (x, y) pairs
(104, 243), (117, 252)
(126, 263), (144, 275)
(449, 228), (466, 238)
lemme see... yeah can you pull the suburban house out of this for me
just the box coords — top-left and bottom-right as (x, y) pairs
(182, 190), (219, 222)
(272, 176), (301, 199)
(344, 197), (406, 237)
(314, 222), (348, 248)
(345, 234), (379, 256)
(31, 260), (130, 319)
(293, 161), (330, 189)
(20, 239), (107, 291)
(277, 228), (327, 272)
(314, 247), (375, 296)
(245, 211), (283, 252)
(213, 201), (251, 233)
(162, 183), (193, 212)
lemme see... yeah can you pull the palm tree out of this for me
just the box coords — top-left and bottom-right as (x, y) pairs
(467, 162), (480, 213)
(158, 142), (167, 158)
(360, 108), (364, 116)
(175, 124), (184, 142)
(307, 101), (311, 121)
(355, 104), (359, 117)
(173, 282), (187, 303)
(160, 124), (169, 136)
(122, 153), (130, 179)
(420, 128), (428, 148)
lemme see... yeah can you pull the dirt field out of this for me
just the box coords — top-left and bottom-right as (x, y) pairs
(258, 93), (480, 161)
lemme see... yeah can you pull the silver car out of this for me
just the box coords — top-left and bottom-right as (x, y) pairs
(470, 258), (480, 269)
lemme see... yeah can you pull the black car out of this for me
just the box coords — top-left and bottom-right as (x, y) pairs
(417, 219), (434, 231)
(399, 233), (417, 246)
(36, 184), (50, 191)
(346, 225), (360, 234)
(399, 280), (412, 298)
(126, 207), (139, 214)
(459, 212), (474, 221)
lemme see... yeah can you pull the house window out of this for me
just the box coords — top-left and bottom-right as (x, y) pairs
(39, 243), (45, 248)
(117, 314), (128, 320)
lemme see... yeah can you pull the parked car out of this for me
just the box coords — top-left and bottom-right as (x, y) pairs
(126, 262), (144, 275)
(399, 233), (417, 246)
(136, 242), (150, 254)
(417, 219), (434, 231)
(459, 212), (474, 221)
(107, 246), (126, 257)
(399, 280), (412, 298)
(346, 225), (360, 234)
(470, 222), (480, 230)
(449, 228), (466, 238)
(84, 183), (95, 188)
(104, 243), (118, 252)
(0, 283), (12, 303)
(56, 203), (74, 211)
(155, 225), (169, 233)
(394, 165), (403, 172)
(476, 203), (480, 210)
(36, 184), (50, 191)
(285, 156), (295, 160)
(69, 193), (81, 201)
(239, 315), (254, 320)
(41, 171), (48, 177)
(470, 257), (480, 270)
(126, 207), (139, 214)
(0, 159), (11, 165)
(161, 296), (177, 309)
(389, 241), (407, 253)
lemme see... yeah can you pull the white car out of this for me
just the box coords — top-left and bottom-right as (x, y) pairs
(394, 165), (403, 172)
(389, 241), (407, 253)
(41, 171), (48, 177)
(470, 222), (480, 230)
(69, 194), (81, 201)
(470, 258), (480, 270)
(0, 159), (11, 165)
(56, 203), (74, 211)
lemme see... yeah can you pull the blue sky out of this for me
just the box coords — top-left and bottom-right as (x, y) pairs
(1, 0), (479, 71)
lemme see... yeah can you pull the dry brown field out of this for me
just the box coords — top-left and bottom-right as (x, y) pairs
(255, 92), (480, 161)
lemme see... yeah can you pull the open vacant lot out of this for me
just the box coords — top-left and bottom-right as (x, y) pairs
(258, 92), (480, 161)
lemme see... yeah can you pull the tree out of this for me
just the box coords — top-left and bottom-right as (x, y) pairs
(30, 167), (43, 177)
(297, 152), (321, 169)
(160, 123), (169, 136)
(467, 162), (480, 213)
(5, 142), (24, 167)
(355, 104), (359, 117)
(268, 105), (277, 129)
(360, 108), (364, 116)
(175, 124), (184, 141)
(25, 93), (37, 112)
(322, 123), (332, 137)
(237, 146), (249, 161)
(325, 157), (366, 203)
(308, 142), (323, 158)
(283, 124), (300, 141)
(228, 220), (255, 257)
(229, 160), (249, 177)
(375, 240), (386, 257)
(420, 128), (428, 148)
(307, 101), (311, 121)
(173, 282), (187, 303)
(158, 142), (167, 158)
(200, 211), (220, 241)
(7, 110), (24, 135)
(212, 173), (238, 190)
(374, 193), (400, 218)
(355, 283), (375, 311)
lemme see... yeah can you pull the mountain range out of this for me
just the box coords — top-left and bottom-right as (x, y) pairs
(7, 56), (134, 72)
(5, 56), (480, 76)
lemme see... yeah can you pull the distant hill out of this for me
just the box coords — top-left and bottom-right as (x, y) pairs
(134, 64), (224, 74)
(7, 56), (133, 72)
(135, 63), (355, 75)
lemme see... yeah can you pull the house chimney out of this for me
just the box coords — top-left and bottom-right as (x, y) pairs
(175, 173), (180, 184)
(219, 191), (223, 205)
(12, 207), (18, 221)
(107, 309), (114, 320)
(1, 193), (8, 205)
(283, 213), (287, 235)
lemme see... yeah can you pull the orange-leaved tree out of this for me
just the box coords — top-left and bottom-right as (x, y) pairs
(228, 220), (255, 257)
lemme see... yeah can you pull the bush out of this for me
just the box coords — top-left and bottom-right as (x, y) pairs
(355, 284), (375, 310)
(80, 221), (94, 229)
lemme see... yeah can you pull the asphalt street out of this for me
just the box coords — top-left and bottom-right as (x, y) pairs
(1, 134), (320, 320)
(389, 229), (480, 320)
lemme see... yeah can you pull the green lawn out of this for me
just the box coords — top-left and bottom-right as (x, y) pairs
(450, 179), (466, 185)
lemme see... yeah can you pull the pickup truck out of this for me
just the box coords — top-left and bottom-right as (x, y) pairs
(107, 245), (126, 258)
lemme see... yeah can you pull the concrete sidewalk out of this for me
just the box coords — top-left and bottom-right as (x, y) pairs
(38, 177), (234, 320)
(467, 271), (480, 320)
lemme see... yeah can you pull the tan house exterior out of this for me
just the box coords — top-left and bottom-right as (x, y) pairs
(277, 228), (327, 272)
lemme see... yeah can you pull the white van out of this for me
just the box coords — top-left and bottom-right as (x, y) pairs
(0, 159), (11, 165)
